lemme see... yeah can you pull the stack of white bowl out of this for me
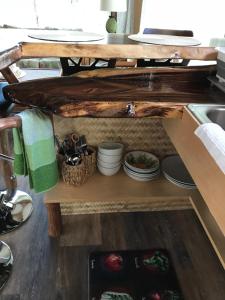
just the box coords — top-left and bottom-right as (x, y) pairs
(123, 151), (160, 181)
(97, 142), (123, 176)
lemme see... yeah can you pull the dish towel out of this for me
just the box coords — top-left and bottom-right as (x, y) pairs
(13, 108), (59, 193)
(195, 123), (225, 174)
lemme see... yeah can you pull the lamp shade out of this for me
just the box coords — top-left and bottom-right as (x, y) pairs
(100, 0), (127, 12)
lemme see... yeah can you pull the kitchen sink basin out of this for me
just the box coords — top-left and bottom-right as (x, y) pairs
(188, 104), (225, 129)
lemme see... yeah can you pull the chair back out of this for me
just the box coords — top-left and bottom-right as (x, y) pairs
(143, 28), (193, 37)
(137, 28), (194, 67)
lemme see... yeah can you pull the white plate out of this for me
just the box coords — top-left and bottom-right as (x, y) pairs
(28, 31), (105, 42)
(163, 172), (197, 190)
(161, 155), (195, 185)
(128, 34), (201, 46)
(123, 164), (160, 178)
(164, 172), (196, 186)
(123, 165), (160, 181)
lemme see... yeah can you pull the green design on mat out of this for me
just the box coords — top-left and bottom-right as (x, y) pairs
(101, 291), (133, 300)
(164, 290), (181, 300)
(127, 154), (158, 169)
(143, 251), (169, 272)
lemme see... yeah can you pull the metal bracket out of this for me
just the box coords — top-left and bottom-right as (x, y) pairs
(127, 103), (136, 117)
(0, 153), (14, 162)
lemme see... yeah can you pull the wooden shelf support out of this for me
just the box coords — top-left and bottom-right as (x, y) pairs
(46, 203), (62, 238)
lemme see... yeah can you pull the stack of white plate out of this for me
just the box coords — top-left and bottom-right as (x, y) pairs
(97, 142), (123, 176)
(161, 155), (197, 189)
(123, 151), (160, 181)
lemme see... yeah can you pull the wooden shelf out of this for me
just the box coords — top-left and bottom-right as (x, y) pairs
(44, 171), (197, 214)
(190, 194), (225, 269)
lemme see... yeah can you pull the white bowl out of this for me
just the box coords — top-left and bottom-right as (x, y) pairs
(98, 152), (122, 164)
(123, 164), (160, 178)
(97, 163), (121, 176)
(123, 165), (159, 181)
(97, 159), (121, 168)
(124, 151), (159, 174)
(98, 142), (124, 156)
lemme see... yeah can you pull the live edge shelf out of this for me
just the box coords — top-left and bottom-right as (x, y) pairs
(3, 66), (225, 118)
(44, 171), (198, 237)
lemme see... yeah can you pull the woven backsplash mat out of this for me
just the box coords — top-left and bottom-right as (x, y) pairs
(54, 116), (177, 216)
(54, 116), (176, 159)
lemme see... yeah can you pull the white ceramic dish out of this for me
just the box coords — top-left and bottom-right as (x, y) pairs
(123, 164), (160, 178)
(124, 151), (159, 174)
(123, 165), (160, 181)
(28, 30), (105, 42)
(163, 172), (197, 189)
(98, 142), (124, 156)
(98, 164), (121, 176)
(161, 155), (195, 185)
(98, 153), (122, 164)
(97, 159), (121, 168)
(128, 34), (201, 46)
(164, 172), (196, 187)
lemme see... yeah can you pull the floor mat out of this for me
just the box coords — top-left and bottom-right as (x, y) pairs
(89, 249), (183, 300)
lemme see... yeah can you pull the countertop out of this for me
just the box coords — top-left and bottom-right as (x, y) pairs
(0, 29), (219, 70)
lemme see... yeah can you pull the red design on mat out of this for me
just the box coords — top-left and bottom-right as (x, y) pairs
(103, 253), (123, 272)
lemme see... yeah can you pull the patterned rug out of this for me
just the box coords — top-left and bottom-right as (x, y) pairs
(89, 249), (183, 300)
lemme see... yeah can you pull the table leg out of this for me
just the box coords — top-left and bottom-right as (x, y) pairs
(46, 203), (62, 237)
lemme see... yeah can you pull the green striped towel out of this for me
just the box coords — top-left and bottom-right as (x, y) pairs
(13, 108), (59, 193)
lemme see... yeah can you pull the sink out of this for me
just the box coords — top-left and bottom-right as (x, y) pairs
(188, 104), (225, 129)
(207, 108), (225, 129)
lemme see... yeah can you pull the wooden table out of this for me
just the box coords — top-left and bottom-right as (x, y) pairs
(0, 29), (218, 69)
(0, 29), (223, 117)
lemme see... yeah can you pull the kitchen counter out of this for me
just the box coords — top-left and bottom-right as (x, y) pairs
(0, 29), (225, 268)
(0, 29), (224, 118)
(0, 29), (218, 68)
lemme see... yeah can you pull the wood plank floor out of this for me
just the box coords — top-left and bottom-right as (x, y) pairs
(0, 181), (225, 299)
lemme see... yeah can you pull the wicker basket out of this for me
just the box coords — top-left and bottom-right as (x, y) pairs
(61, 146), (96, 186)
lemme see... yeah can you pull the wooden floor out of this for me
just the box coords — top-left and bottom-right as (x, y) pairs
(0, 180), (225, 299)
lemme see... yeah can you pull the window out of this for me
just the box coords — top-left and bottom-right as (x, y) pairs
(140, 0), (225, 44)
(0, 0), (107, 33)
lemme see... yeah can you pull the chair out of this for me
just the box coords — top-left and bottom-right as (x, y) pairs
(0, 82), (33, 235)
(137, 28), (194, 67)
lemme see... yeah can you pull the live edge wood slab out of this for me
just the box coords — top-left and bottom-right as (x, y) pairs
(3, 66), (224, 118)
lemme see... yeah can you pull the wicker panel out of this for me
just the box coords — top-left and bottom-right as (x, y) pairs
(60, 199), (191, 215)
(54, 116), (176, 159)
(53, 116), (177, 215)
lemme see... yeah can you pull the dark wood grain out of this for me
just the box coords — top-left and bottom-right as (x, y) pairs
(21, 40), (218, 60)
(0, 45), (21, 71)
(0, 67), (19, 84)
(3, 66), (222, 118)
(46, 203), (62, 237)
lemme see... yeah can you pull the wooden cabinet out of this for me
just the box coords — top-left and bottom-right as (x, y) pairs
(163, 108), (225, 268)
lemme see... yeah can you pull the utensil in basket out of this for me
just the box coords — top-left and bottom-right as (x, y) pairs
(79, 135), (88, 155)
(68, 133), (82, 166)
